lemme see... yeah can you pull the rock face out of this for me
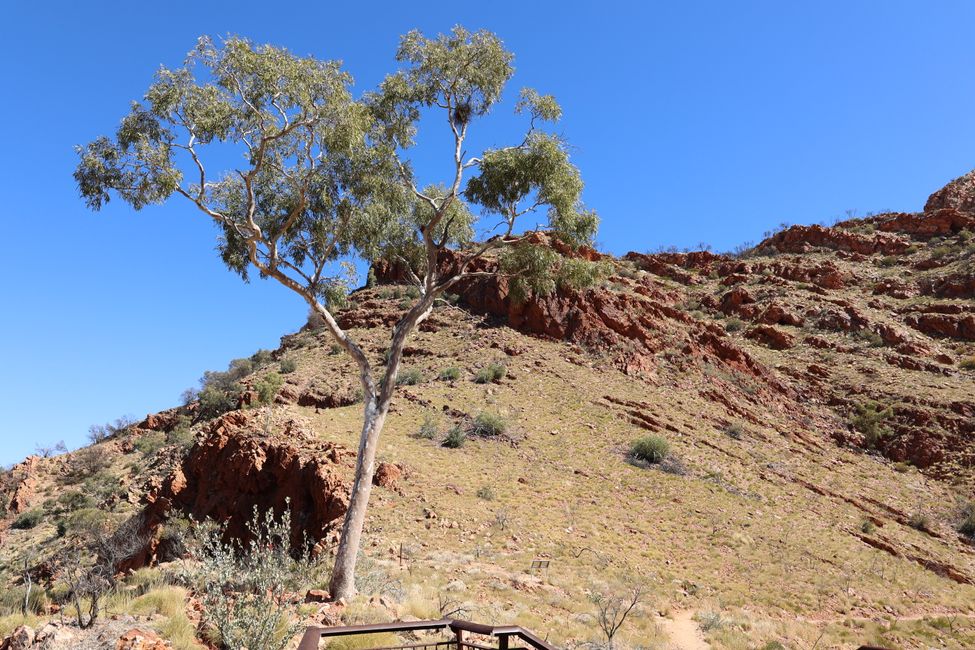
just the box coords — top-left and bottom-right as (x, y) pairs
(133, 411), (353, 567)
(7, 456), (40, 514)
(924, 169), (975, 214)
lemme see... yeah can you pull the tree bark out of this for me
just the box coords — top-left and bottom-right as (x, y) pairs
(328, 396), (389, 600)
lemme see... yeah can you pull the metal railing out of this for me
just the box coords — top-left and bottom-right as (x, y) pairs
(297, 618), (559, 650)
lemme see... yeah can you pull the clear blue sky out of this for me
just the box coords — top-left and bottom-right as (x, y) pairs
(1, 1), (974, 465)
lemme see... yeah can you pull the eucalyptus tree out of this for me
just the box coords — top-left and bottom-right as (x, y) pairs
(75, 27), (601, 599)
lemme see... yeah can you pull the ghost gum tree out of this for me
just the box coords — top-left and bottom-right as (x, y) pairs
(75, 27), (602, 599)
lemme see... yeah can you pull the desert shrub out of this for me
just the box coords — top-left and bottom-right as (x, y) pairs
(851, 401), (893, 448)
(188, 502), (323, 650)
(12, 509), (43, 530)
(724, 318), (744, 333)
(960, 356), (975, 371)
(930, 245), (953, 260)
(417, 413), (439, 440)
(908, 512), (931, 532)
(958, 502), (975, 539)
(861, 520), (877, 535)
(854, 329), (885, 347)
(166, 425), (195, 449)
(69, 446), (111, 479)
(329, 343), (343, 355)
(279, 357), (297, 374)
(724, 422), (745, 439)
(879, 256), (898, 267)
(0, 586), (48, 617)
(197, 385), (238, 420)
(87, 416), (136, 443)
(474, 362), (506, 384)
(658, 455), (689, 476)
(630, 435), (670, 464)
(82, 471), (123, 502)
(255, 372), (284, 405)
(134, 431), (167, 456)
(57, 490), (95, 513)
(696, 610), (725, 632)
(470, 412), (508, 437)
(438, 366), (461, 381)
(476, 486), (495, 501)
(396, 367), (424, 386)
(249, 349), (274, 367)
(442, 426), (467, 449)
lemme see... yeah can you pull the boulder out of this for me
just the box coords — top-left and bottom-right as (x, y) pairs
(116, 628), (170, 650)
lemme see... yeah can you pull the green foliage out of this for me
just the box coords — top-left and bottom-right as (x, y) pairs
(249, 349), (274, 367)
(960, 355), (975, 371)
(197, 385), (238, 420)
(474, 362), (506, 384)
(908, 512), (931, 532)
(88, 416), (136, 443)
(438, 366), (461, 381)
(724, 318), (744, 333)
(57, 490), (96, 513)
(724, 422), (746, 440)
(11, 509), (43, 530)
(861, 520), (877, 535)
(630, 435), (670, 464)
(134, 431), (167, 456)
(69, 446), (112, 480)
(442, 425), (467, 449)
(500, 243), (608, 302)
(476, 486), (495, 501)
(396, 367), (424, 386)
(188, 501), (324, 650)
(255, 372), (284, 405)
(417, 413), (439, 439)
(470, 412), (507, 437)
(958, 501), (975, 539)
(851, 401), (893, 448)
(279, 357), (297, 374)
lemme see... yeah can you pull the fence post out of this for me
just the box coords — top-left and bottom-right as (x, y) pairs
(455, 627), (465, 650)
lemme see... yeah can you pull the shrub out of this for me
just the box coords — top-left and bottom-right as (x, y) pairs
(908, 512), (931, 532)
(960, 356), (975, 371)
(134, 431), (167, 456)
(329, 343), (343, 355)
(861, 520), (877, 535)
(249, 349), (274, 367)
(12, 509), (43, 530)
(197, 385), (238, 420)
(58, 490), (95, 512)
(879, 256), (898, 267)
(70, 446), (111, 479)
(255, 372), (284, 405)
(476, 486), (495, 501)
(417, 413), (439, 440)
(470, 412), (507, 437)
(396, 367), (424, 386)
(958, 502), (975, 539)
(724, 422), (745, 440)
(279, 357), (297, 374)
(696, 611), (725, 632)
(474, 362), (506, 384)
(438, 366), (461, 381)
(630, 435), (670, 464)
(851, 401), (893, 448)
(188, 502), (323, 650)
(442, 426), (466, 449)
(724, 318), (744, 333)
(87, 416), (136, 443)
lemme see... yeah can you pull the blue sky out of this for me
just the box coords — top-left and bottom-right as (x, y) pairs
(1, 1), (974, 465)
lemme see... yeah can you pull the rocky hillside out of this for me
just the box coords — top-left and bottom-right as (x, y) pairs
(1, 172), (974, 649)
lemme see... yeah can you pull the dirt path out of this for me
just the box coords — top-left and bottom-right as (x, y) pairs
(656, 610), (711, 650)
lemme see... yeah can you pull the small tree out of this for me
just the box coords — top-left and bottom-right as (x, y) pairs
(75, 27), (601, 599)
(590, 584), (643, 649)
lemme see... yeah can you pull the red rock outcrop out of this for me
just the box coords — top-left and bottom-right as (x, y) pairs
(904, 313), (975, 341)
(756, 224), (910, 255)
(132, 411), (353, 568)
(745, 325), (795, 350)
(923, 169), (975, 215)
(7, 456), (40, 515)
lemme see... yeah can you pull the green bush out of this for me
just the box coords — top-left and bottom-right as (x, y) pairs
(476, 486), (495, 500)
(417, 413), (439, 440)
(197, 385), (238, 420)
(630, 435), (670, 464)
(960, 356), (975, 371)
(396, 367), (424, 386)
(724, 422), (745, 440)
(11, 509), (44, 530)
(57, 490), (95, 512)
(861, 520), (877, 535)
(134, 431), (167, 456)
(474, 362), (506, 384)
(279, 357), (298, 374)
(442, 426), (467, 449)
(879, 256), (898, 267)
(439, 366), (461, 381)
(959, 502), (975, 538)
(909, 512), (931, 532)
(256, 372), (284, 405)
(329, 343), (343, 355)
(724, 318), (744, 333)
(249, 349), (274, 367)
(851, 401), (893, 448)
(470, 412), (508, 437)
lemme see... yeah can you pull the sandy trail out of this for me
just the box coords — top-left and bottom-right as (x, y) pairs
(656, 610), (711, 650)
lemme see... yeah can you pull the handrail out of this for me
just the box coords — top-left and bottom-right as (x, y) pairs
(297, 618), (559, 650)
